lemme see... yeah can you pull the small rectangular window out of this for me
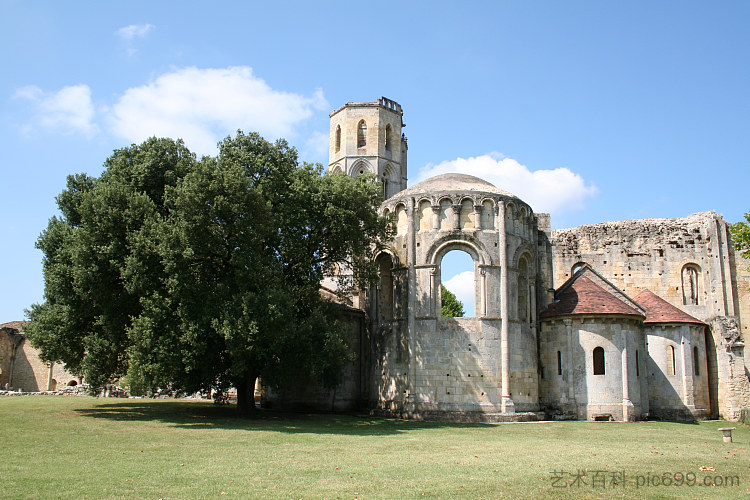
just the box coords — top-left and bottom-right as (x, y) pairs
(557, 350), (562, 376)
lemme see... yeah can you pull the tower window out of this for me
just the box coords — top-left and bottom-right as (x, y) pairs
(385, 124), (392, 151)
(335, 125), (341, 152)
(593, 347), (605, 375)
(556, 350), (562, 376)
(357, 120), (367, 148)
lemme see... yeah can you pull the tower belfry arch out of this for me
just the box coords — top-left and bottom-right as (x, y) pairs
(328, 97), (408, 199)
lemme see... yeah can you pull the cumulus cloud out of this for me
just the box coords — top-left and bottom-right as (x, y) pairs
(14, 84), (98, 137)
(443, 271), (475, 316)
(108, 66), (329, 155)
(116, 24), (154, 56)
(417, 153), (597, 215)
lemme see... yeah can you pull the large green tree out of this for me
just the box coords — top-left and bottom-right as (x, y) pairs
(26, 132), (391, 413)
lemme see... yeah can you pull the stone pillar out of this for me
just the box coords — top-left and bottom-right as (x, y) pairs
(431, 205), (440, 231)
(406, 198), (417, 406)
(452, 204), (461, 230)
(621, 339), (632, 422)
(498, 202), (514, 413)
(47, 363), (54, 391)
(479, 268), (487, 317)
(564, 319), (576, 412)
(473, 205), (483, 230)
(681, 331), (695, 407)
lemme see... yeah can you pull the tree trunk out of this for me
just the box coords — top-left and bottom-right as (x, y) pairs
(236, 373), (257, 416)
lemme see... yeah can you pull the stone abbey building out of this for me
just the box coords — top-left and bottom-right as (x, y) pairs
(270, 97), (750, 422)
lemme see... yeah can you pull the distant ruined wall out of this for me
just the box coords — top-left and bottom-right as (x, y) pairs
(0, 323), (78, 391)
(550, 211), (750, 421)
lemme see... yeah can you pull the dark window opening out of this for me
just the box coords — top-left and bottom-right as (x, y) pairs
(557, 350), (562, 376)
(593, 346), (605, 375)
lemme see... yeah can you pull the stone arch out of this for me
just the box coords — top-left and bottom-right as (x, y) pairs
(357, 119), (367, 148)
(438, 197), (453, 230)
(505, 202), (517, 233)
(512, 244), (537, 274)
(427, 237), (492, 318)
(571, 261), (586, 275)
(394, 203), (408, 236)
(459, 197), (475, 230)
(428, 236), (490, 267)
(350, 159), (372, 178)
(382, 163), (399, 199)
(480, 198), (495, 230)
(374, 251), (396, 322)
(517, 254), (531, 324)
(681, 263), (701, 305)
(417, 198), (433, 231)
(330, 163), (343, 175)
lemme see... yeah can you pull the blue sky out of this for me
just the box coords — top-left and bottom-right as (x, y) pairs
(1, 1), (749, 321)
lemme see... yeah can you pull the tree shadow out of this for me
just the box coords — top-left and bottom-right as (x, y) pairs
(73, 400), (494, 435)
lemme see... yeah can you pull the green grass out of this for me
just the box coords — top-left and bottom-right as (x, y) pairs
(0, 397), (748, 499)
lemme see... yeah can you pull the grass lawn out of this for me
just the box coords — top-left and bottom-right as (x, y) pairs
(0, 396), (748, 499)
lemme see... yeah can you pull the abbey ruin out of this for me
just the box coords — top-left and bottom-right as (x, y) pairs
(269, 97), (750, 423)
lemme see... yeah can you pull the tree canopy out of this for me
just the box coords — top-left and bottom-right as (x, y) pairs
(731, 212), (750, 260)
(25, 132), (391, 412)
(440, 284), (465, 317)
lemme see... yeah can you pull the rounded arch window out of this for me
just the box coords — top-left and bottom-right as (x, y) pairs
(571, 262), (586, 275)
(681, 263), (700, 305)
(385, 123), (392, 151)
(593, 347), (605, 375)
(440, 249), (475, 317)
(335, 125), (341, 152)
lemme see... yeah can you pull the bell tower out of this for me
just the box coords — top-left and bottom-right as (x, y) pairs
(328, 97), (408, 199)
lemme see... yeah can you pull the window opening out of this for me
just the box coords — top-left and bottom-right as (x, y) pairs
(440, 249), (475, 317)
(593, 347), (605, 375)
(357, 120), (367, 148)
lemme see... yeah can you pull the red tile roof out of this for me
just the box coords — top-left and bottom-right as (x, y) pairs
(541, 276), (645, 319)
(633, 290), (704, 325)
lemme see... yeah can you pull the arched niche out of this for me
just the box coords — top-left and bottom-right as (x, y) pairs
(459, 198), (475, 230)
(417, 199), (433, 231)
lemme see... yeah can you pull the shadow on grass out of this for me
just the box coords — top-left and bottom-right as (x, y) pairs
(73, 400), (492, 435)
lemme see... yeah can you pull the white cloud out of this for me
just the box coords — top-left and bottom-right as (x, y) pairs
(116, 24), (154, 56)
(117, 24), (154, 40)
(14, 84), (98, 138)
(443, 271), (475, 316)
(417, 153), (597, 215)
(108, 66), (329, 155)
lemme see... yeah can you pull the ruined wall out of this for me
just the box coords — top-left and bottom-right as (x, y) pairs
(550, 211), (749, 421)
(550, 212), (734, 322)
(0, 323), (78, 391)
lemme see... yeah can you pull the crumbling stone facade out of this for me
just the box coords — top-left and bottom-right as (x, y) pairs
(265, 97), (750, 422)
(0, 321), (79, 392)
